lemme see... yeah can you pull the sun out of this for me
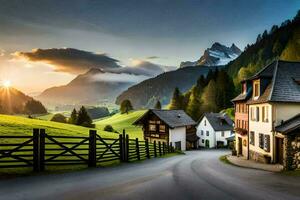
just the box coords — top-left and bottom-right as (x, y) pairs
(3, 80), (11, 88)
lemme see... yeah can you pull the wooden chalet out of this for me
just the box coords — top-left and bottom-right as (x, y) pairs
(133, 109), (198, 151)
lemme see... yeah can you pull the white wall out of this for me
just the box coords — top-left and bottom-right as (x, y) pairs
(249, 103), (273, 159)
(169, 127), (186, 151)
(215, 130), (233, 146)
(273, 103), (300, 126)
(196, 116), (216, 148)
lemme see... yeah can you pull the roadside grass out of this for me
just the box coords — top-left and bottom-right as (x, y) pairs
(219, 155), (232, 165)
(280, 170), (300, 176)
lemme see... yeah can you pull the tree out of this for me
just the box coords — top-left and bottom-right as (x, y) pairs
(68, 108), (77, 124)
(77, 106), (93, 127)
(169, 87), (184, 110)
(201, 80), (218, 113)
(256, 34), (262, 43)
(154, 100), (162, 109)
(23, 99), (47, 115)
(120, 99), (133, 114)
(186, 86), (202, 120)
(50, 113), (67, 123)
(215, 70), (235, 110)
(104, 125), (114, 132)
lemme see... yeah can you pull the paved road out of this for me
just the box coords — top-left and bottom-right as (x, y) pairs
(0, 150), (300, 200)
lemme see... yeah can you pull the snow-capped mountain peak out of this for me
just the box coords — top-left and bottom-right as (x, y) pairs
(180, 42), (241, 68)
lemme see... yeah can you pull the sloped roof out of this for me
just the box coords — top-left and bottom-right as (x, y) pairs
(246, 60), (300, 104)
(232, 87), (252, 102)
(133, 109), (196, 128)
(269, 61), (300, 102)
(275, 114), (300, 134)
(199, 113), (234, 131)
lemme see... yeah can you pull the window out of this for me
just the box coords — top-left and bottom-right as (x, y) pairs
(253, 80), (260, 98)
(201, 130), (204, 136)
(149, 124), (156, 131)
(250, 107), (255, 121)
(202, 139), (204, 143)
(264, 135), (270, 152)
(250, 131), (255, 145)
(259, 133), (263, 148)
(262, 106), (269, 122)
(206, 131), (209, 136)
(256, 107), (260, 122)
(221, 131), (224, 137)
(204, 120), (206, 126)
(159, 125), (166, 132)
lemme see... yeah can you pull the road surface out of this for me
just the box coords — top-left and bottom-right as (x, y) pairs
(0, 150), (300, 200)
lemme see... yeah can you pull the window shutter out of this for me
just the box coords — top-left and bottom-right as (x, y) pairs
(259, 133), (264, 148)
(256, 107), (259, 121)
(264, 135), (270, 152)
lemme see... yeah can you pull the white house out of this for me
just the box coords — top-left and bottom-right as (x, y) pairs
(133, 109), (198, 151)
(197, 113), (234, 148)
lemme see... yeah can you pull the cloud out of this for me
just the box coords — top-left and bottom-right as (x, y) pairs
(146, 56), (159, 59)
(0, 49), (5, 56)
(14, 48), (121, 74)
(90, 72), (149, 83)
(13, 48), (176, 84)
(113, 60), (165, 77)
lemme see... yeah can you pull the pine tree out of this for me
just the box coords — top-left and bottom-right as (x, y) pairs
(186, 86), (202, 120)
(68, 108), (78, 124)
(77, 106), (93, 127)
(169, 87), (184, 110)
(154, 100), (162, 109)
(120, 99), (133, 114)
(201, 80), (218, 113)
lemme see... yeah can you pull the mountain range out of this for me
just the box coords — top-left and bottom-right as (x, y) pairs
(116, 66), (221, 109)
(180, 43), (241, 67)
(37, 68), (135, 106)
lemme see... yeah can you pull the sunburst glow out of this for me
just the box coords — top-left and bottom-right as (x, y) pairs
(3, 80), (11, 88)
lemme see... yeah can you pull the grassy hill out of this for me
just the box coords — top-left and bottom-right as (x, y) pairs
(95, 110), (146, 139)
(0, 110), (146, 139)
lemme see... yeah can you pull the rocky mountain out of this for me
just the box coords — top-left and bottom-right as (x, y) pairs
(0, 87), (47, 114)
(180, 43), (241, 68)
(37, 68), (135, 106)
(116, 66), (221, 109)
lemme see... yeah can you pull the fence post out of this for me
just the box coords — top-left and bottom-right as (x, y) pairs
(119, 134), (124, 162)
(33, 129), (40, 172)
(145, 139), (150, 159)
(170, 142), (173, 153)
(135, 138), (140, 161)
(167, 143), (170, 153)
(89, 130), (97, 167)
(154, 141), (157, 157)
(163, 142), (166, 155)
(126, 134), (129, 162)
(158, 141), (162, 156)
(39, 129), (45, 171)
(122, 130), (126, 162)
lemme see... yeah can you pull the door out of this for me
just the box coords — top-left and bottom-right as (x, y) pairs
(205, 140), (210, 148)
(238, 137), (243, 156)
(175, 141), (181, 151)
(276, 137), (284, 164)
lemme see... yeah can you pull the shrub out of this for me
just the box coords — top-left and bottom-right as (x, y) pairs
(104, 125), (114, 132)
(50, 113), (67, 123)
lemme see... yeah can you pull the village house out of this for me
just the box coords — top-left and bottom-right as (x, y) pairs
(232, 60), (300, 169)
(133, 109), (198, 151)
(197, 113), (234, 148)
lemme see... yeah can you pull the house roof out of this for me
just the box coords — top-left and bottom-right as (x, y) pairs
(232, 87), (252, 102)
(199, 113), (234, 131)
(246, 60), (300, 104)
(133, 109), (196, 128)
(226, 135), (235, 141)
(275, 114), (300, 134)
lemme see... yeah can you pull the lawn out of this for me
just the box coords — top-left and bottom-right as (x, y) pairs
(95, 110), (146, 140)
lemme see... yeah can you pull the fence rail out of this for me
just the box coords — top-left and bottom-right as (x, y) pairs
(0, 129), (175, 171)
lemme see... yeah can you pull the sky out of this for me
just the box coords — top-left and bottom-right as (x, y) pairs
(0, 0), (299, 94)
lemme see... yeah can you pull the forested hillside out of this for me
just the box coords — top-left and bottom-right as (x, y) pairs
(227, 10), (300, 89)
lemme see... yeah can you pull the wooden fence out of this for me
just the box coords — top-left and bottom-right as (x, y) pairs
(0, 129), (175, 172)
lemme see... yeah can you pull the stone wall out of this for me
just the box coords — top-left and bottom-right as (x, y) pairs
(285, 135), (300, 170)
(249, 150), (270, 164)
